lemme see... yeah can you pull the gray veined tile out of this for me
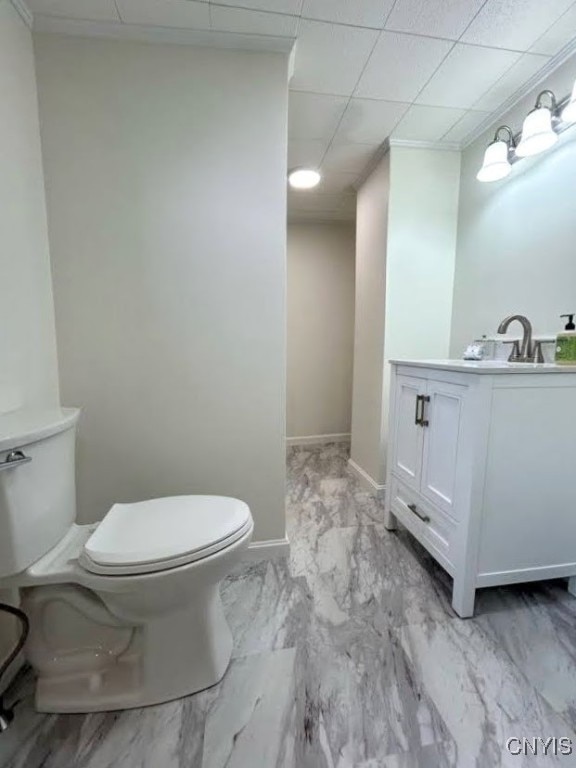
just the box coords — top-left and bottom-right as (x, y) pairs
(292, 621), (453, 766)
(380, 741), (458, 767)
(396, 618), (576, 767)
(202, 648), (297, 768)
(222, 558), (311, 658)
(290, 521), (454, 630)
(474, 590), (576, 730)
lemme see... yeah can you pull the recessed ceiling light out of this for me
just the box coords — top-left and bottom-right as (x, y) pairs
(288, 168), (321, 189)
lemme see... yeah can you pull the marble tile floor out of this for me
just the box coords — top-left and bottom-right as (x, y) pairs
(2, 443), (576, 767)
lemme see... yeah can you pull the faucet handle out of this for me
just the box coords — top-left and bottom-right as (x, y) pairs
(502, 339), (522, 362)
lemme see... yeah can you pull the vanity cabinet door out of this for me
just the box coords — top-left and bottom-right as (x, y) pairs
(420, 380), (467, 520)
(391, 375), (427, 491)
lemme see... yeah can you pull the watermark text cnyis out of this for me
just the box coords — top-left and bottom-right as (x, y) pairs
(506, 737), (573, 757)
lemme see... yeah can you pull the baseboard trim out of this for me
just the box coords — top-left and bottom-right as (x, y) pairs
(243, 537), (290, 561)
(347, 458), (386, 493)
(286, 433), (351, 446)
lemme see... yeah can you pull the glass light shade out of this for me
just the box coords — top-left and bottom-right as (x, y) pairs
(516, 107), (558, 157)
(288, 168), (321, 189)
(476, 140), (512, 182)
(561, 81), (576, 123)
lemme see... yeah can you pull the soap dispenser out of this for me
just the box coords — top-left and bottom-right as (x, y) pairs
(555, 314), (576, 365)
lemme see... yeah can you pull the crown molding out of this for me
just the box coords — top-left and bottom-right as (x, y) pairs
(32, 14), (296, 54)
(10, 0), (32, 28)
(388, 138), (461, 151)
(353, 137), (462, 191)
(352, 140), (390, 190)
(462, 37), (576, 149)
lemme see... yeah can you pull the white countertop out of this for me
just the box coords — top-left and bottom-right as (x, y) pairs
(390, 359), (576, 374)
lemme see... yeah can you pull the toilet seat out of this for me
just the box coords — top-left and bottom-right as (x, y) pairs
(80, 495), (252, 576)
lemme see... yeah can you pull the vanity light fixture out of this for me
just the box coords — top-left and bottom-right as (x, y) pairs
(516, 90), (558, 157)
(288, 168), (321, 189)
(476, 81), (576, 182)
(476, 126), (514, 182)
(561, 79), (576, 124)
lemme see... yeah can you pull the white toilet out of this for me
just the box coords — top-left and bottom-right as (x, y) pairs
(0, 407), (253, 713)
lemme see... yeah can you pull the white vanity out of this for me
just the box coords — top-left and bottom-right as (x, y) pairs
(384, 359), (576, 617)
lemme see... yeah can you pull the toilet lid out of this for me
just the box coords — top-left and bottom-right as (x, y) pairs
(83, 495), (252, 570)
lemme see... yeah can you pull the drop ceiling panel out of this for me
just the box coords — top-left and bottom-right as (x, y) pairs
(288, 139), (329, 168)
(211, 6), (298, 36)
(416, 44), (521, 108)
(334, 98), (409, 143)
(441, 108), (491, 143)
(385, 0), (486, 41)
(473, 52), (550, 110)
(288, 92), (349, 140)
(322, 142), (379, 173)
(27, 0), (120, 21)
(301, 0), (395, 29)
(117, 0), (210, 29)
(315, 171), (359, 193)
(531, 3), (576, 55)
(461, 0), (574, 51)
(212, 0), (301, 13)
(290, 20), (379, 95)
(392, 104), (467, 141)
(355, 31), (453, 101)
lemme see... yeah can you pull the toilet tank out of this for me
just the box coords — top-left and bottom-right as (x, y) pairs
(0, 408), (80, 578)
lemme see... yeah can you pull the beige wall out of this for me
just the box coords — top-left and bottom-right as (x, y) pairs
(35, 34), (289, 542)
(287, 223), (355, 440)
(0, 3), (59, 415)
(350, 155), (390, 485)
(451, 55), (576, 356)
(351, 147), (460, 487)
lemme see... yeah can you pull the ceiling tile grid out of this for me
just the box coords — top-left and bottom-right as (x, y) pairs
(26, 0), (576, 220)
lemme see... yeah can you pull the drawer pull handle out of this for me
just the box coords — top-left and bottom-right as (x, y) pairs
(414, 395), (430, 427)
(415, 395), (423, 425)
(421, 395), (430, 428)
(407, 502), (430, 523)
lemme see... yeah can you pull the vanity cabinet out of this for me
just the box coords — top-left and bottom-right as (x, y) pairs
(385, 360), (576, 617)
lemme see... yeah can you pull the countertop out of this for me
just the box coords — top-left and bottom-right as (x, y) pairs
(389, 359), (576, 374)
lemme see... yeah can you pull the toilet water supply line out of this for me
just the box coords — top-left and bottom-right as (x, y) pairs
(0, 603), (30, 732)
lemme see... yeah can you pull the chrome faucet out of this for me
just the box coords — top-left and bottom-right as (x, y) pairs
(497, 315), (540, 362)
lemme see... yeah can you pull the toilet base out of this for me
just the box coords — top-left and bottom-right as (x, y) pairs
(29, 587), (234, 713)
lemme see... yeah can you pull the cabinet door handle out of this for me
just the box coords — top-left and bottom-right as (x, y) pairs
(415, 395), (423, 425)
(421, 395), (430, 428)
(407, 502), (430, 523)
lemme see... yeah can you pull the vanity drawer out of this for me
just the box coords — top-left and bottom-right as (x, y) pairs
(389, 475), (455, 572)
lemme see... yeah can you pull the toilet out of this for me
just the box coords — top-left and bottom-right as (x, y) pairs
(0, 407), (253, 713)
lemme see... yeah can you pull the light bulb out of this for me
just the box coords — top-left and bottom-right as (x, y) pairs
(288, 168), (321, 189)
(516, 107), (558, 157)
(476, 140), (512, 182)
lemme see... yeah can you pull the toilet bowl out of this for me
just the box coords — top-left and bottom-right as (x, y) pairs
(0, 408), (254, 713)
